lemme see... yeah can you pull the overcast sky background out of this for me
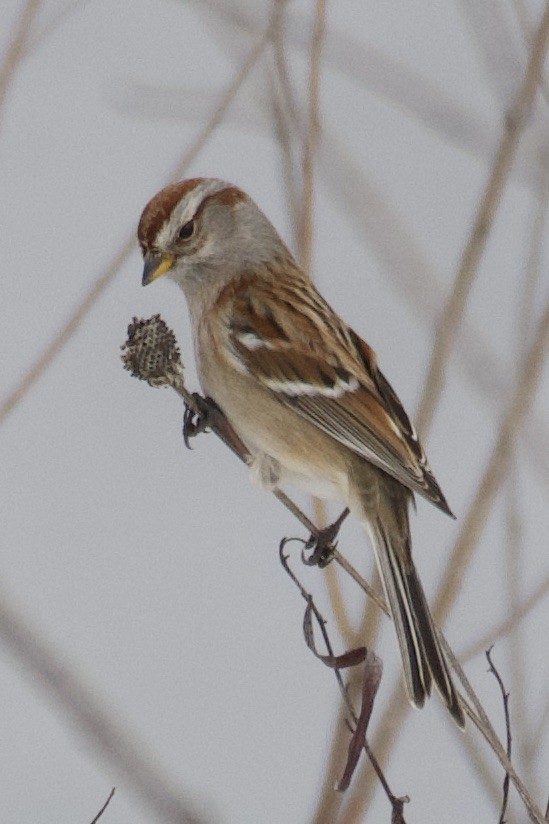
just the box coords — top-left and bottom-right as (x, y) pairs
(1, 1), (549, 822)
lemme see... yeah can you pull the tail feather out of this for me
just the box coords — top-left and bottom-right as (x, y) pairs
(369, 515), (465, 728)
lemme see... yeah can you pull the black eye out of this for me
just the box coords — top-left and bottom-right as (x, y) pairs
(178, 220), (195, 241)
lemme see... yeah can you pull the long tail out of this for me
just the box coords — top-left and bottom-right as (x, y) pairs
(368, 513), (465, 728)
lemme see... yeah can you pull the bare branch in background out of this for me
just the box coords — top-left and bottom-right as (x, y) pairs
(416, 2), (549, 437)
(193, 0), (548, 190)
(270, 1), (300, 230)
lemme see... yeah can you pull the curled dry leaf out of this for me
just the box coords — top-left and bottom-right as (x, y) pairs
(337, 650), (383, 792)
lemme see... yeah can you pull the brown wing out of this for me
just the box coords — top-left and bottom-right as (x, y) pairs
(220, 274), (453, 516)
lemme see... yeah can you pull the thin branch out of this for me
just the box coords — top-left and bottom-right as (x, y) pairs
(0, 20), (273, 427)
(90, 788), (115, 824)
(416, 2), (549, 437)
(486, 648), (512, 824)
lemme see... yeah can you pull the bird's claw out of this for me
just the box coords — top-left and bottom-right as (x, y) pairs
(183, 394), (212, 448)
(302, 508), (350, 568)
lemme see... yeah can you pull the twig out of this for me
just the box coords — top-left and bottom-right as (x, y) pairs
(0, 19), (273, 427)
(416, 2), (549, 437)
(90, 788), (115, 824)
(486, 648), (512, 824)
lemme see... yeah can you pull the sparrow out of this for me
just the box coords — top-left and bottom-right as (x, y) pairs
(138, 177), (465, 727)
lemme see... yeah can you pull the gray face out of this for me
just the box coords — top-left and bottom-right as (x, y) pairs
(139, 177), (292, 289)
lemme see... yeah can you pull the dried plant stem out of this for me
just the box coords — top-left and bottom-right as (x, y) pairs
(0, 0), (42, 133)
(311, 581), (384, 824)
(0, 21), (273, 427)
(416, 2), (549, 437)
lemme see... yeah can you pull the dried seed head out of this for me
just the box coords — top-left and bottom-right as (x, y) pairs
(121, 315), (183, 385)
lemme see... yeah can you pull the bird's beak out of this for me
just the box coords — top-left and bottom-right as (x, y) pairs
(142, 252), (175, 286)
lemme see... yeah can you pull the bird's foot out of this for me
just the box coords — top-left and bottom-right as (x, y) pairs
(303, 508), (350, 568)
(183, 394), (217, 448)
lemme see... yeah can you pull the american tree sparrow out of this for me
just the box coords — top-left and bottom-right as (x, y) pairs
(138, 177), (465, 728)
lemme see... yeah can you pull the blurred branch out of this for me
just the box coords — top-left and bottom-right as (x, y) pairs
(193, 0), (549, 189)
(505, 151), (549, 784)
(298, 0), (325, 274)
(458, 0), (531, 107)
(0, 594), (208, 824)
(416, 1), (549, 437)
(0, 20), (273, 427)
(0, 0), (42, 134)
